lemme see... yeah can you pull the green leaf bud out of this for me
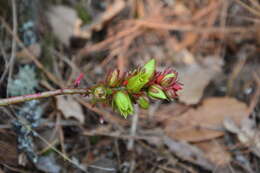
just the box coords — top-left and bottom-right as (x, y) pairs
(113, 91), (134, 118)
(148, 84), (167, 99)
(127, 59), (155, 93)
(137, 96), (150, 109)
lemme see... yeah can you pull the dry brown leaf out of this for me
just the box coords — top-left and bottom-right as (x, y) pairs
(56, 96), (85, 124)
(154, 103), (188, 124)
(165, 97), (248, 142)
(47, 5), (78, 46)
(196, 140), (231, 167)
(46, 2), (125, 45)
(164, 136), (215, 171)
(224, 116), (260, 158)
(176, 56), (223, 105)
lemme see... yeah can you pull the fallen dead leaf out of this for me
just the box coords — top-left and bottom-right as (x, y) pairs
(47, 5), (78, 46)
(224, 116), (260, 158)
(164, 136), (215, 171)
(154, 103), (188, 124)
(56, 96), (85, 124)
(195, 140), (231, 167)
(176, 56), (223, 105)
(164, 97), (248, 142)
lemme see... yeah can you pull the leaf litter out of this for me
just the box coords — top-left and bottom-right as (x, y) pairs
(56, 96), (85, 124)
(176, 56), (224, 105)
(1, 0), (260, 172)
(164, 97), (248, 142)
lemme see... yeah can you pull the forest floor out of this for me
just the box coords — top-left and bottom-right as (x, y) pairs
(0, 0), (260, 172)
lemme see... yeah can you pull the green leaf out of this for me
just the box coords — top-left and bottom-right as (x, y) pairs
(127, 59), (155, 93)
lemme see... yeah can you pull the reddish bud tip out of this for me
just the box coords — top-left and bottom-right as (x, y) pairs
(74, 73), (84, 87)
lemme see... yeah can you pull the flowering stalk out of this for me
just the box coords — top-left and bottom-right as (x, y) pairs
(0, 88), (90, 106)
(0, 59), (182, 118)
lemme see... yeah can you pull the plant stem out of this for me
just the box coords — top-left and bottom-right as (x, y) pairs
(0, 88), (90, 106)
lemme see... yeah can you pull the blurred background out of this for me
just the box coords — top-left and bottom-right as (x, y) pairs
(0, 0), (259, 172)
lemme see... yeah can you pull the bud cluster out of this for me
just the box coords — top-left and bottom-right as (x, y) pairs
(88, 59), (182, 118)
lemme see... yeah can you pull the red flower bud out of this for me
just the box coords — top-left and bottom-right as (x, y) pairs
(156, 69), (177, 87)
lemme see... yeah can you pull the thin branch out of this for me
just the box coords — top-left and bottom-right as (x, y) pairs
(0, 41), (9, 84)
(0, 88), (89, 106)
(84, 130), (162, 141)
(127, 105), (139, 150)
(7, 0), (18, 96)
(233, 0), (260, 17)
(36, 126), (116, 172)
(34, 130), (87, 172)
(135, 20), (254, 33)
